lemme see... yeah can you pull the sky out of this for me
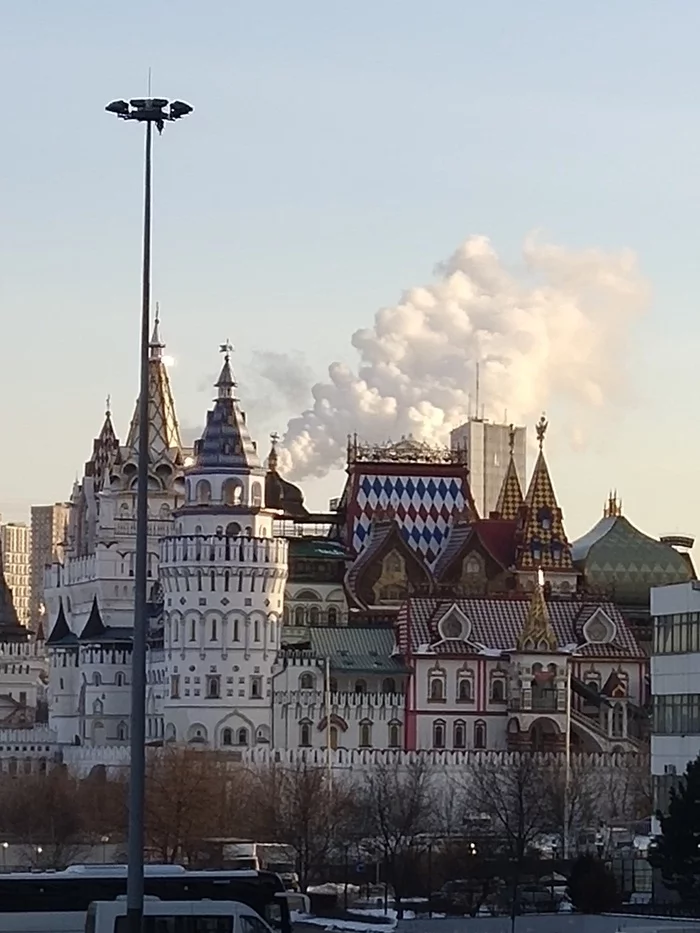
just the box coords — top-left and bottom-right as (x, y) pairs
(1, 0), (700, 551)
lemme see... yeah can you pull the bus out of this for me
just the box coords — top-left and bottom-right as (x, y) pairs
(0, 865), (292, 933)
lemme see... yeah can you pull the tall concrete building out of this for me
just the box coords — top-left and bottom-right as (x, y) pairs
(450, 419), (526, 518)
(0, 522), (31, 627)
(30, 504), (70, 629)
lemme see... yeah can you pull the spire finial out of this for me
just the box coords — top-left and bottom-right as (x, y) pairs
(106, 394), (111, 416)
(509, 423), (516, 456)
(268, 432), (279, 472)
(535, 413), (548, 450)
(149, 302), (165, 360)
(215, 341), (236, 399)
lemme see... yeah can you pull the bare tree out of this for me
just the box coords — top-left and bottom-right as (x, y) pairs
(358, 756), (435, 914)
(144, 747), (225, 864)
(543, 756), (599, 854)
(469, 754), (556, 926)
(251, 761), (356, 890)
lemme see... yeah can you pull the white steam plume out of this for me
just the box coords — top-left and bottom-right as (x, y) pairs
(276, 234), (649, 479)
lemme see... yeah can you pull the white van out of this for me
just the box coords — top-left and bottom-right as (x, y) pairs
(85, 899), (274, 933)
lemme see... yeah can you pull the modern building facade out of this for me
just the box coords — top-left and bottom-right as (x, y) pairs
(30, 503), (70, 629)
(650, 581), (700, 824)
(450, 419), (526, 518)
(0, 523), (31, 627)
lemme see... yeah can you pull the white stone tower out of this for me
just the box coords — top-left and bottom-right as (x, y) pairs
(158, 344), (288, 748)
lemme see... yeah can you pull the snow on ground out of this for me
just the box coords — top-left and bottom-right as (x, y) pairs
(291, 912), (398, 932)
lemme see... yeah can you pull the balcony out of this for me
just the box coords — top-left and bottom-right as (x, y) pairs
(160, 534), (287, 569)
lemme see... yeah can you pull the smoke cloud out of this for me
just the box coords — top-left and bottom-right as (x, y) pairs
(272, 233), (650, 479)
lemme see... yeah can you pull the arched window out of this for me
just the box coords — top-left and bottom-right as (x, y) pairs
(388, 722), (401, 748)
(254, 618), (260, 642)
(190, 619), (197, 642)
(309, 606), (320, 625)
(354, 679), (367, 694)
(91, 671), (102, 686)
(537, 507), (553, 531)
(210, 618), (218, 641)
(294, 607), (305, 625)
(223, 479), (243, 506)
(92, 699), (103, 715)
(210, 570), (216, 592)
(429, 676), (445, 701)
(115, 672), (125, 687)
(299, 721), (312, 747)
(327, 606), (338, 625)
(221, 728), (233, 747)
(458, 677), (473, 702)
(225, 521), (241, 538)
(454, 720), (466, 749)
(612, 703), (625, 738)
(251, 482), (263, 507)
(433, 720), (446, 749)
(300, 672), (315, 690)
(491, 678), (505, 702)
(196, 480), (212, 504)
(382, 678), (396, 694)
(237, 727), (249, 747)
(474, 720), (487, 749)
(117, 721), (128, 741)
(359, 721), (372, 747)
(330, 726), (339, 750)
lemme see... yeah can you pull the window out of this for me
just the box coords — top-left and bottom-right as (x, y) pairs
(250, 676), (263, 699)
(491, 678), (505, 702)
(537, 507), (552, 530)
(225, 521), (241, 538)
(300, 721), (312, 747)
(612, 703), (625, 738)
(454, 720), (466, 749)
(309, 606), (320, 625)
(433, 720), (446, 749)
(117, 721), (128, 741)
(232, 618), (239, 642)
(354, 679), (367, 694)
(429, 676), (445, 701)
(210, 618), (218, 641)
(254, 618), (260, 642)
(359, 721), (372, 747)
(382, 678), (396, 694)
(330, 726), (339, 750)
(300, 672), (315, 690)
(294, 607), (305, 625)
(251, 482), (263, 507)
(170, 675), (180, 699)
(239, 914), (272, 933)
(92, 672), (101, 686)
(115, 671), (125, 687)
(388, 722), (401, 748)
(329, 678), (338, 693)
(223, 479), (243, 506)
(206, 676), (221, 699)
(474, 720), (486, 749)
(221, 727), (233, 746)
(190, 619), (197, 642)
(196, 480), (212, 504)
(457, 677), (473, 702)
(327, 607), (338, 624)
(210, 571), (216, 592)
(465, 555), (481, 575)
(237, 727), (249, 746)
(92, 699), (103, 715)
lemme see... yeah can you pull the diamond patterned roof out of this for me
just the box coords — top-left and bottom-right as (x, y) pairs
(125, 325), (183, 461)
(395, 595), (643, 659)
(517, 449), (573, 572)
(494, 454), (524, 520)
(571, 514), (695, 603)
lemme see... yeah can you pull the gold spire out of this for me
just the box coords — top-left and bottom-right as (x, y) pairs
(125, 319), (182, 459)
(517, 568), (558, 652)
(535, 413), (548, 449)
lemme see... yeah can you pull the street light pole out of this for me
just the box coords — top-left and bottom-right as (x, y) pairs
(106, 96), (192, 933)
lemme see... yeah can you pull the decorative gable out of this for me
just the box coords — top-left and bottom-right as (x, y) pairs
(582, 608), (617, 645)
(436, 604), (472, 642)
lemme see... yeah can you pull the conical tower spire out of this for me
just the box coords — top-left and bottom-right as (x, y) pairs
(516, 415), (573, 572)
(517, 568), (558, 651)
(494, 424), (524, 519)
(193, 343), (260, 470)
(267, 432), (279, 472)
(125, 314), (183, 459)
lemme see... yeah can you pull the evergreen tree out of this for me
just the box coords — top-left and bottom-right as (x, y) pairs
(651, 754), (700, 902)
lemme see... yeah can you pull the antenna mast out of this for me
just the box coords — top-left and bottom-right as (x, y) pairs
(475, 362), (480, 421)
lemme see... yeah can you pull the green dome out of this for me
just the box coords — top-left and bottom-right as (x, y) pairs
(571, 515), (694, 605)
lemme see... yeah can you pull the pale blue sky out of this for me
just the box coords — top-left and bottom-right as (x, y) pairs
(1, 1), (699, 549)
